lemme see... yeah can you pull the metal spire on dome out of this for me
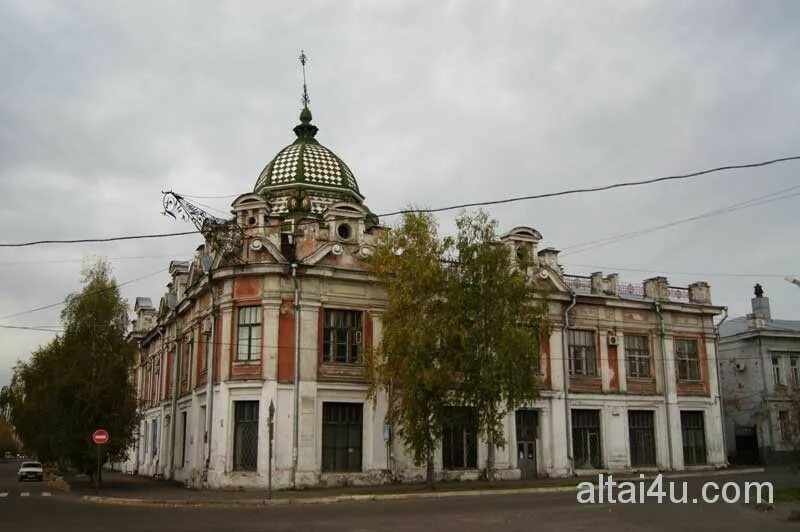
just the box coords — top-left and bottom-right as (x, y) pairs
(294, 50), (319, 140)
(300, 50), (310, 108)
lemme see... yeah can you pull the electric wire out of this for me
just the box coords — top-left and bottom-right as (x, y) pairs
(3, 155), (799, 247)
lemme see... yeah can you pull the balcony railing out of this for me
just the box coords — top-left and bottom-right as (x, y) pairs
(619, 282), (644, 297)
(564, 274), (592, 293)
(668, 286), (691, 302)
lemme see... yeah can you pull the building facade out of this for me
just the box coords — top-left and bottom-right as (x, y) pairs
(120, 103), (727, 488)
(719, 288), (800, 465)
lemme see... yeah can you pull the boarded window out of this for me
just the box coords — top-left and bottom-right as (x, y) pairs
(680, 411), (706, 465)
(322, 310), (363, 364)
(442, 407), (478, 469)
(568, 330), (597, 376)
(675, 339), (700, 381)
(236, 307), (261, 361)
(628, 410), (656, 467)
(233, 401), (259, 471)
(625, 335), (651, 378)
(322, 402), (362, 472)
(572, 409), (602, 469)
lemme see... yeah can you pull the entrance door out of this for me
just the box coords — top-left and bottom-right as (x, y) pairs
(515, 410), (538, 479)
(734, 425), (760, 465)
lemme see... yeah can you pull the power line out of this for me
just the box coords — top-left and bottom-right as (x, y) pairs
(4, 155), (799, 248)
(563, 263), (796, 279)
(0, 267), (169, 320)
(0, 324), (64, 333)
(0, 230), (199, 248)
(561, 184), (800, 256)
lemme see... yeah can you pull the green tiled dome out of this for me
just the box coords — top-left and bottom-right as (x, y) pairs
(254, 107), (364, 216)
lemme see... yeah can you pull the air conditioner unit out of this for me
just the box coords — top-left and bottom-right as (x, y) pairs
(607, 335), (619, 346)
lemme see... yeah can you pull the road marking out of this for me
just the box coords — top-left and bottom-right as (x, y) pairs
(42, 492), (51, 497)
(20, 492), (29, 497)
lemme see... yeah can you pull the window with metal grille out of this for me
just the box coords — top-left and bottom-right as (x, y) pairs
(236, 307), (261, 361)
(233, 401), (259, 471)
(625, 335), (651, 378)
(572, 409), (602, 469)
(779, 411), (792, 442)
(675, 339), (700, 381)
(321, 402), (363, 472)
(680, 411), (706, 465)
(568, 330), (597, 376)
(180, 411), (188, 467)
(628, 410), (656, 467)
(323, 310), (363, 364)
(151, 418), (158, 457)
(442, 407), (478, 469)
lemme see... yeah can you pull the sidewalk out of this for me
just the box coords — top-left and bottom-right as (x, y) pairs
(66, 466), (777, 508)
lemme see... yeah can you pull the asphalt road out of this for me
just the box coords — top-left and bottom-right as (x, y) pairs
(0, 460), (796, 531)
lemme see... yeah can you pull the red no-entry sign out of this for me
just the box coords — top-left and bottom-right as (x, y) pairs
(92, 429), (109, 445)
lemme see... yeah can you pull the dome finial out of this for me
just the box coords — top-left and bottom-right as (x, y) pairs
(294, 50), (318, 139)
(300, 50), (310, 109)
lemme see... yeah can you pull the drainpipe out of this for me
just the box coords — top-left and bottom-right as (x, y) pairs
(654, 302), (674, 470)
(562, 292), (577, 475)
(168, 313), (181, 480)
(291, 263), (301, 488)
(713, 307), (728, 463)
(203, 274), (217, 484)
(757, 334), (774, 461)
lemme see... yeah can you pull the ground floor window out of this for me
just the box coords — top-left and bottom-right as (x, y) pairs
(628, 410), (656, 467)
(233, 401), (259, 471)
(322, 402), (363, 472)
(442, 407), (478, 469)
(680, 411), (707, 465)
(572, 409), (602, 469)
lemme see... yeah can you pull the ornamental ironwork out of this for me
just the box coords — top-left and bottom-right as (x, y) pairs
(161, 191), (243, 259)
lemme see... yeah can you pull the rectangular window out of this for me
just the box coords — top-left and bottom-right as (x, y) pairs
(182, 340), (192, 387)
(442, 407), (478, 469)
(321, 402), (363, 472)
(779, 411), (791, 442)
(792, 356), (800, 387)
(233, 401), (259, 471)
(773, 356), (783, 386)
(628, 410), (656, 467)
(201, 333), (209, 373)
(625, 335), (651, 378)
(151, 418), (158, 458)
(675, 339), (700, 381)
(572, 409), (602, 469)
(322, 310), (363, 364)
(180, 411), (188, 467)
(568, 330), (597, 376)
(680, 411), (707, 465)
(236, 306), (261, 361)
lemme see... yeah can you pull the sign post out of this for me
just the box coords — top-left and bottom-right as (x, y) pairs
(92, 429), (109, 493)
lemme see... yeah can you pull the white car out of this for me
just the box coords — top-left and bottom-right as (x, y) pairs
(17, 461), (44, 482)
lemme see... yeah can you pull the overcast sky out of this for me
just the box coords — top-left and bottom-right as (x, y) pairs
(1, 0), (799, 387)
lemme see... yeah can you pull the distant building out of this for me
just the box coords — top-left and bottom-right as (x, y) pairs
(121, 99), (727, 489)
(719, 286), (800, 465)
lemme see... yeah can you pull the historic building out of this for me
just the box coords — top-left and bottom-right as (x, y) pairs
(121, 99), (727, 489)
(719, 287), (800, 465)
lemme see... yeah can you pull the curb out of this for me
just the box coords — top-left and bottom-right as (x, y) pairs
(79, 467), (768, 509)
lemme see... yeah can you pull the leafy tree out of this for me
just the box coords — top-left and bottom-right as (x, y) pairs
(367, 211), (458, 487)
(0, 416), (18, 455)
(447, 211), (549, 482)
(7, 261), (139, 481)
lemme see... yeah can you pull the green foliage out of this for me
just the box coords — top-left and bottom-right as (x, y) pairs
(7, 260), (139, 473)
(446, 211), (550, 479)
(368, 210), (549, 483)
(0, 416), (18, 454)
(367, 211), (457, 483)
